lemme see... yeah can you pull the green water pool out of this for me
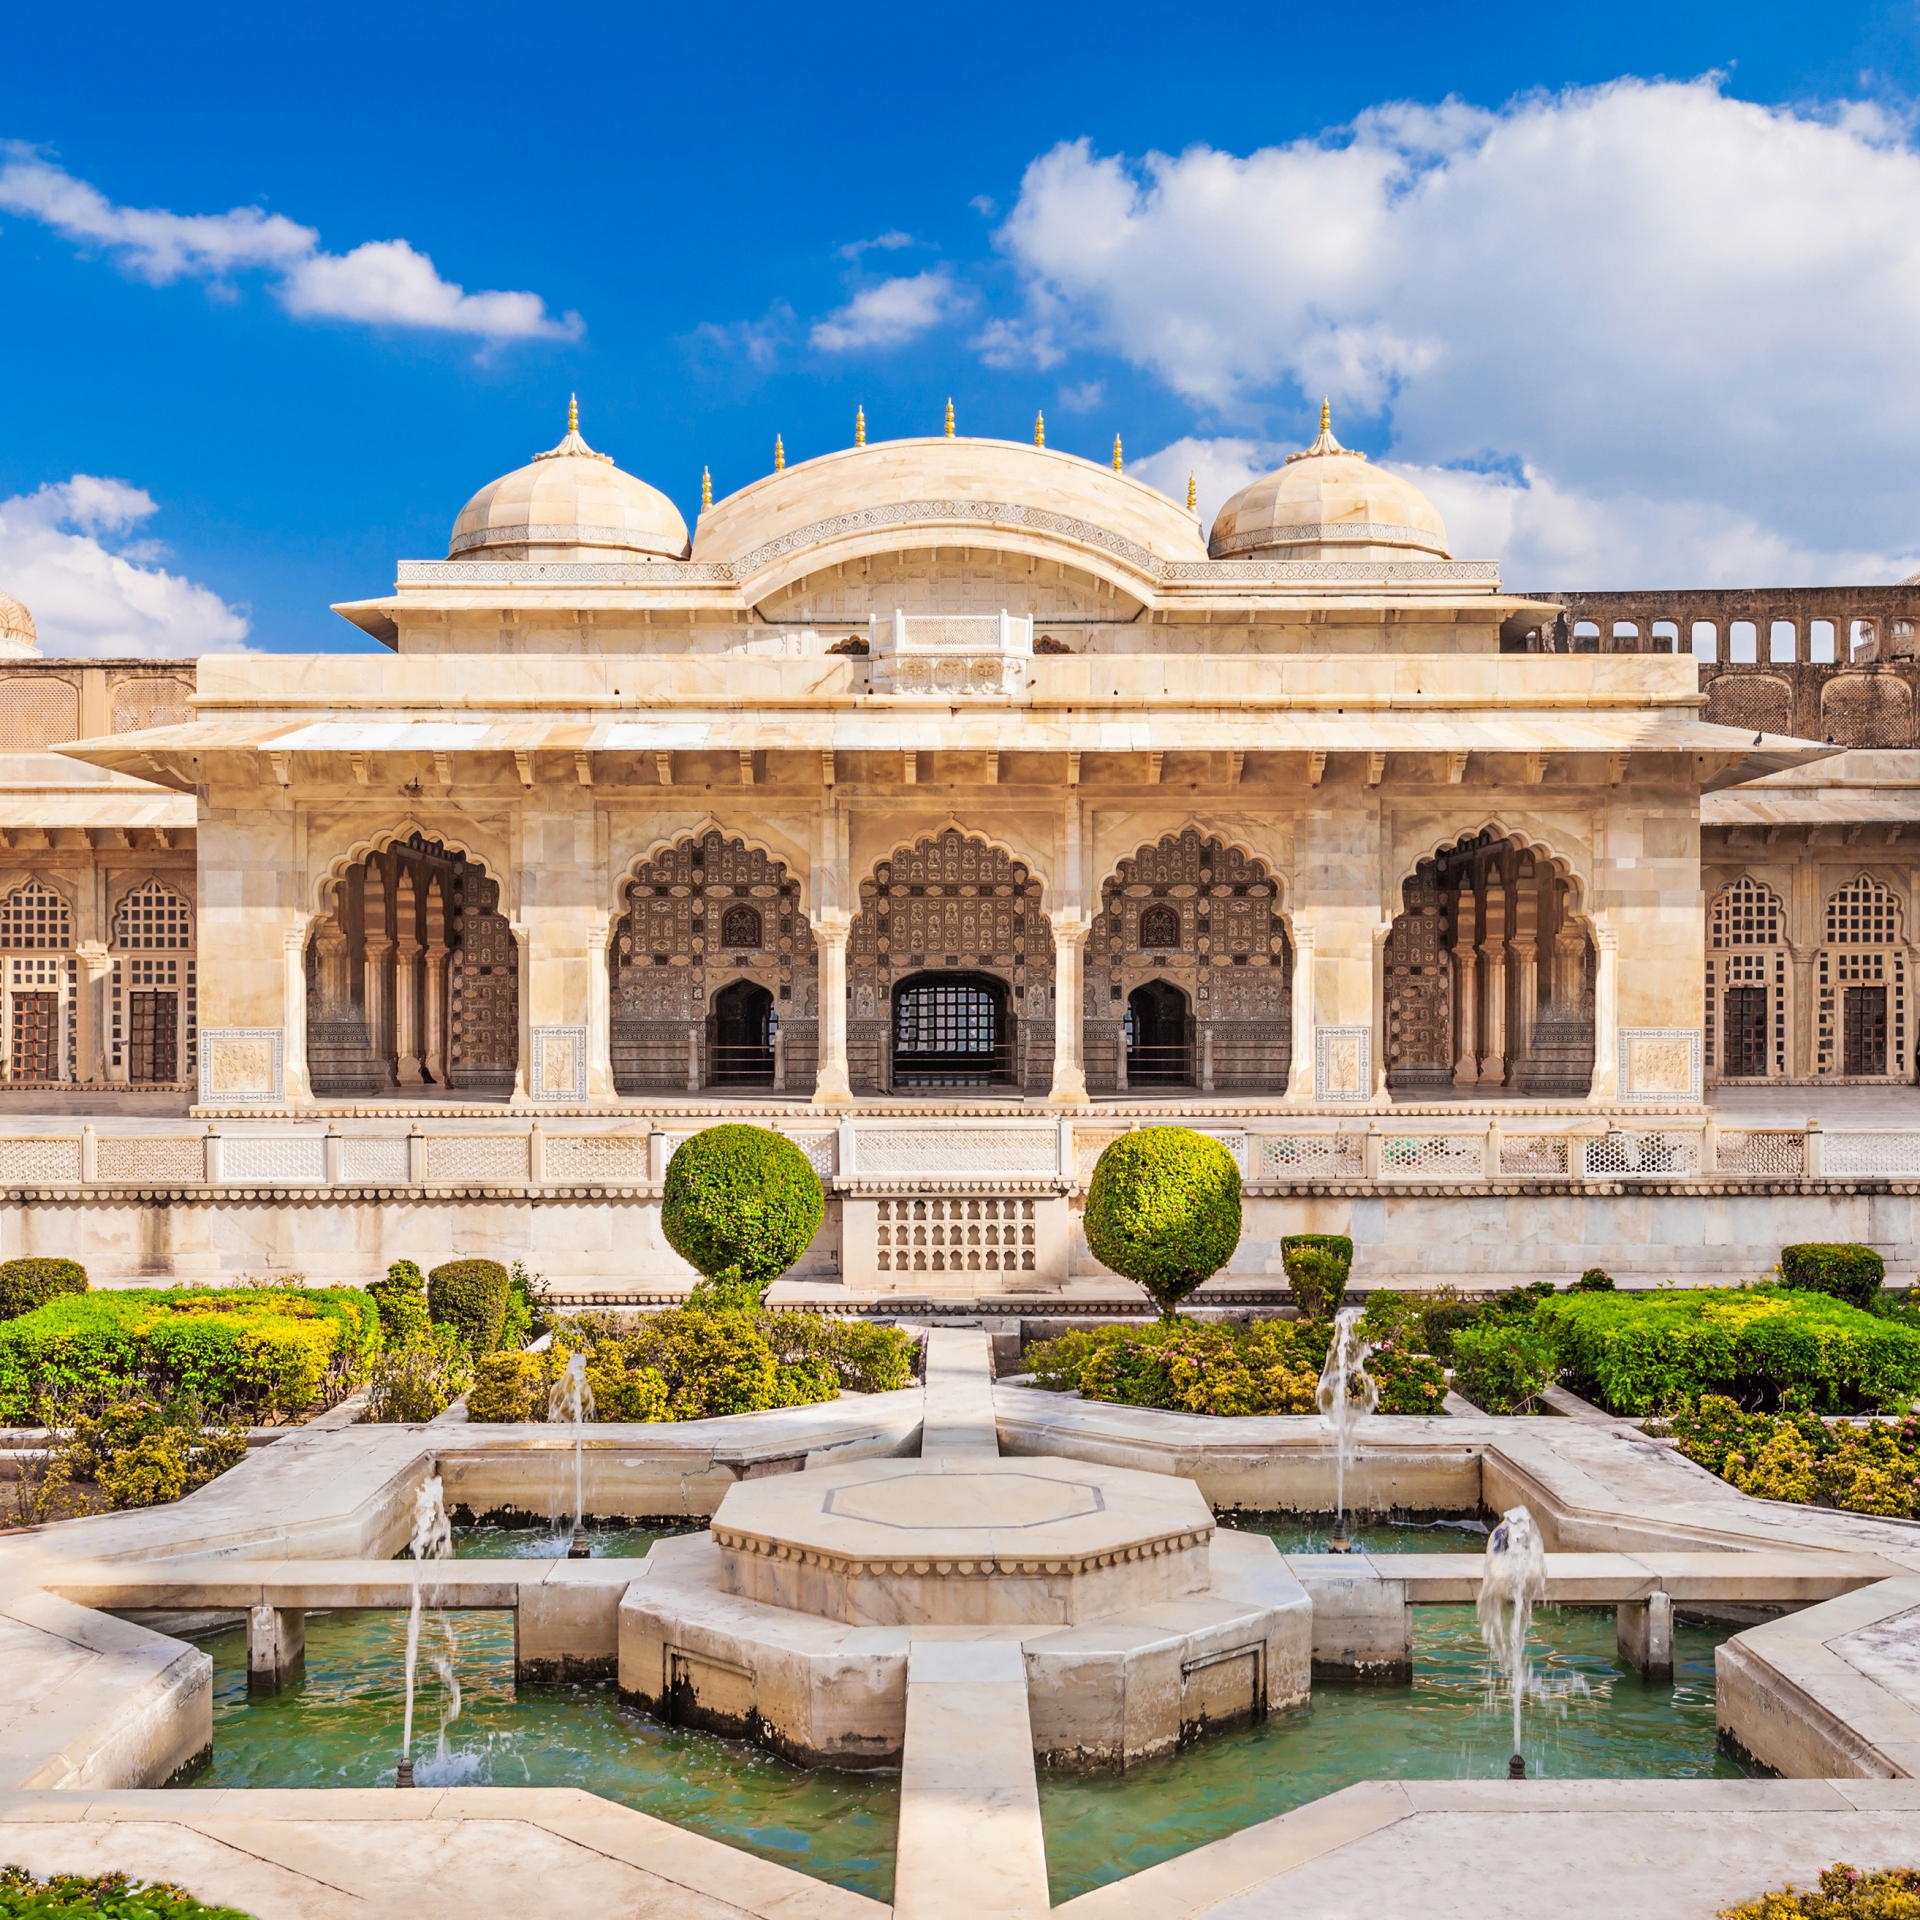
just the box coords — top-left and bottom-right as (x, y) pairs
(451, 1519), (682, 1559)
(177, 1594), (1750, 1907)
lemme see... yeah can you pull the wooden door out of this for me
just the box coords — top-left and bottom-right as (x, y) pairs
(1722, 986), (1769, 1078)
(129, 990), (179, 1083)
(1844, 985), (1888, 1075)
(10, 993), (57, 1081)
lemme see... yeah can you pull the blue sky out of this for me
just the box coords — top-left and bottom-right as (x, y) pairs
(5, 0), (1920, 655)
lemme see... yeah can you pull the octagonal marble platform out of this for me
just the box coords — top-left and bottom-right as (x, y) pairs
(712, 1455), (1216, 1627)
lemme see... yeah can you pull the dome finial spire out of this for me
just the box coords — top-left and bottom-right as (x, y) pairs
(774, 434), (785, 472)
(1112, 434), (1123, 473)
(944, 397), (955, 438)
(1287, 395), (1361, 464)
(1034, 409), (1045, 448)
(701, 466), (712, 510)
(1188, 471), (1197, 511)
(855, 405), (866, 447)
(569, 392), (579, 435)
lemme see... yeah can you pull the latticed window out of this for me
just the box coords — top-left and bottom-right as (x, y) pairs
(1710, 876), (1782, 948)
(113, 880), (192, 949)
(1826, 875), (1899, 946)
(0, 882), (70, 950)
(1817, 875), (1907, 1075)
(1138, 904), (1181, 950)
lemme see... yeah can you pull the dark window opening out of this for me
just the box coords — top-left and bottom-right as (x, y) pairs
(720, 904), (762, 949)
(1138, 903), (1181, 950)
(892, 971), (1012, 1088)
(1843, 986), (1888, 1076)
(1721, 987), (1769, 1078)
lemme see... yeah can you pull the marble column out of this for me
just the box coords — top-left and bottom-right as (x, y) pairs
(1788, 945), (1816, 1078)
(362, 858), (395, 1088)
(810, 911), (853, 1105)
(1284, 921), (1314, 1100)
(1590, 924), (1620, 1101)
(1046, 911), (1091, 1104)
(75, 944), (111, 1085)
(283, 921), (312, 1105)
(1479, 870), (1508, 1085)
(394, 869), (424, 1086)
(1452, 880), (1479, 1088)
(1511, 861), (1540, 1072)
(315, 908), (351, 1016)
(423, 877), (447, 1085)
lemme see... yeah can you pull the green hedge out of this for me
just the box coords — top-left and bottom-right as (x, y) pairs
(1279, 1235), (1352, 1320)
(1664, 1395), (1920, 1518)
(1780, 1243), (1886, 1312)
(367, 1260), (428, 1343)
(427, 1259), (511, 1353)
(0, 1865), (255, 1918)
(1536, 1285), (1920, 1416)
(662, 1126), (825, 1307)
(1451, 1321), (1557, 1414)
(1025, 1318), (1445, 1418)
(1084, 1128), (1242, 1320)
(465, 1310), (917, 1424)
(0, 1286), (380, 1424)
(0, 1257), (89, 1321)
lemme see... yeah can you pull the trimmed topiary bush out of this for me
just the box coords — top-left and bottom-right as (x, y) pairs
(662, 1125), (825, 1308)
(1084, 1128), (1242, 1322)
(1780, 1243), (1885, 1312)
(427, 1259), (512, 1353)
(0, 1256), (88, 1321)
(1279, 1234), (1353, 1320)
(367, 1259), (428, 1344)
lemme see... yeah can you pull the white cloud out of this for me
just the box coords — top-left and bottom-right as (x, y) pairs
(811, 270), (966, 352)
(1130, 436), (1270, 531)
(993, 81), (1920, 582)
(0, 145), (581, 343)
(1056, 380), (1106, 413)
(689, 303), (793, 374)
(0, 476), (251, 658)
(838, 230), (915, 260)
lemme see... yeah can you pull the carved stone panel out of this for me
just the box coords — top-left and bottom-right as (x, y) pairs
(451, 875), (517, 1094)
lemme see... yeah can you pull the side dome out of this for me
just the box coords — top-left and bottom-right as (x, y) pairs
(1210, 404), (1449, 563)
(0, 591), (38, 659)
(449, 399), (690, 562)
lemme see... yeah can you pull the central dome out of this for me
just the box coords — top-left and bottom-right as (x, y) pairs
(450, 400), (690, 562)
(1210, 405), (1449, 563)
(0, 591), (37, 660)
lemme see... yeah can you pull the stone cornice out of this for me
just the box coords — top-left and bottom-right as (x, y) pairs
(711, 1521), (1212, 1580)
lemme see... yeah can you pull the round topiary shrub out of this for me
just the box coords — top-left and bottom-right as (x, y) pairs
(1084, 1127), (1242, 1322)
(367, 1259), (429, 1344)
(662, 1124), (825, 1308)
(1279, 1234), (1353, 1319)
(0, 1256), (88, 1321)
(426, 1259), (512, 1353)
(1780, 1243), (1885, 1312)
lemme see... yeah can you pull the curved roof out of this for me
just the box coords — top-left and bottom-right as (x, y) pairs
(691, 437), (1208, 595)
(1210, 407), (1449, 563)
(449, 401), (690, 562)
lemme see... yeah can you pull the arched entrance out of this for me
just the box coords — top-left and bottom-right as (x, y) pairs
(848, 829), (1053, 1094)
(1384, 831), (1593, 1096)
(891, 971), (1011, 1089)
(709, 978), (776, 1086)
(611, 830), (815, 1094)
(1088, 830), (1290, 1093)
(307, 836), (517, 1098)
(1125, 979), (1193, 1086)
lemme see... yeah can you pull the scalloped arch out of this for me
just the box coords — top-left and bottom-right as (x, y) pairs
(1101, 819), (1291, 914)
(1821, 868), (1908, 945)
(1400, 818), (1589, 915)
(616, 815), (812, 921)
(872, 817), (1053, 900)
(312, 820), (502, 917)
(107, 873), (196, 943)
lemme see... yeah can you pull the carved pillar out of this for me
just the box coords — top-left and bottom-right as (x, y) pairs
(76, 944), (111, 1085)
(316, 907), (351, 1016)
(1480, 868), (1508, 1085)
(1284, 920), (1313, 1100)
(284, 921), (312, 1104)
(394, 868), (424, 1086)
(1511, 859), (1540, 1078)
(811, 911), (853, 1105)
(1552, 926), (1586, 1012)
(1788, 944), (1817, 1078)
(1452, 877), (1479, 1088)
(1590, 923), (1620, 1101)
(1047, 911), (1091, 1104)
(423, 878), (447, 1085)
(362, 857), (395, 1087)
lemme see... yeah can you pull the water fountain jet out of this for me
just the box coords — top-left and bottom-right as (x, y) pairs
(1315, 1307), (1377, 1553)
(548, 1353), (595, 1558)
(1477, 1503), (1547, 1780)
(398, 1471), (453, 1786)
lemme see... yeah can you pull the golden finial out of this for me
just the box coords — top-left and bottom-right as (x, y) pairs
(568, 392), (579, 435)
(1035, 409), (1045, 448)
(774, 434), (785, 472)
(944, 397), (955, 438)
(701, 466), (712, 510)
(1187, 471), (1197, 511)
(1321, 396), (1331, 434)
(1112, 434), (1123, 473)
(855, 405), (866, 447)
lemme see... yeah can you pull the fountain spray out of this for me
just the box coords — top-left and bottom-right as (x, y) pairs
(398, 1471), (452, 1787)
(547, 1353), (596, 1557)
(1477, 1504), (1547, 1779)
(1314, 1307), (1378, 1553)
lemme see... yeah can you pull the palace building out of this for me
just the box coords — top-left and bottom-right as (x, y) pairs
(2, 402), (1880, 1115)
